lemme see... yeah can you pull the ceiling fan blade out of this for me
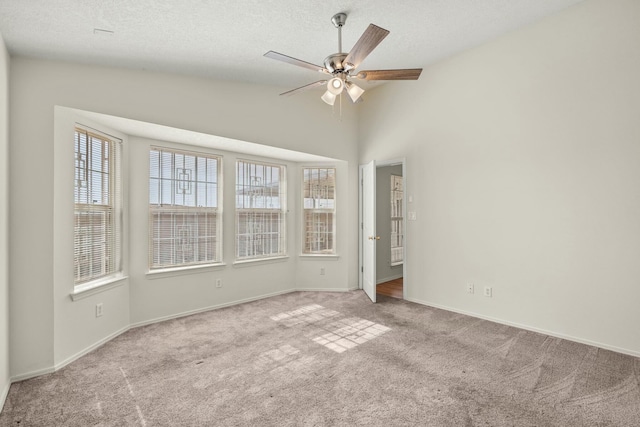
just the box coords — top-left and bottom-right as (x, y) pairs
(264, 51), (328, 74)
(280, 80), (327, 96)
(356, 68), (423, 80)
(344, 24), (390, 69)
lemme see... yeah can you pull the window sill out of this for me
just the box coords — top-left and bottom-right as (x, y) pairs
(146, 263), (226, 280)
(233, 256), (289, 267)
(71, 275), (128, 301)
(391, 262), (404, 267)
(299, 254), (340, 260)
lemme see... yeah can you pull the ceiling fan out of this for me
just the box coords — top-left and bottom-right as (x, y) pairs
(264, 12), (422, 106)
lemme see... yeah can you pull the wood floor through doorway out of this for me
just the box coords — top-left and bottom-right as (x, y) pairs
(377, 277), (403, 299)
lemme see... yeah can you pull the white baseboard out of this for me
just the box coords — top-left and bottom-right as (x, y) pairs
(405, 297), (640, 359)
(53, 325), (131, 372)
(1, 379), (10, 413)
(131, 287), (359, 329)
(294, 287), (356, 293)
(10, 366), (55, 383)
(130, 289), (295, 329)
(376, 273), (403, 285)
(10, 326), (131, 384)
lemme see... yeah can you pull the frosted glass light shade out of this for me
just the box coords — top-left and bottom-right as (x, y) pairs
(346, 81), (365, 102)
(321, 90), (337, 105)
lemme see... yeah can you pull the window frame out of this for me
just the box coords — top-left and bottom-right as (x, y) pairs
(235, 159), (287, 262)
(148, 146), (223, 271)
(301, 166), (337, 256)
(73, 126), (123, 287)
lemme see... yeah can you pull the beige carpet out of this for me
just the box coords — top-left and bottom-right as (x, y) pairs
(2, 291), (639, 426)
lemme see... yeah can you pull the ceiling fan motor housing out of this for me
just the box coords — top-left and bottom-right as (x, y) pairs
(324, 53), (348, 74)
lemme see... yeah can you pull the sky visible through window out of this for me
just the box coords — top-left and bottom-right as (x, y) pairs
(149, 150), (218, 208)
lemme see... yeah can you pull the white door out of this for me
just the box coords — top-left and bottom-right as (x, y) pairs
(361, 160), (377, 302)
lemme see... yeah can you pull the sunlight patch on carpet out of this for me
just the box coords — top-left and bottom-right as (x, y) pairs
(271, 305), (391, 353)
(270, 304), (340, 326)
(312, 318), (391, 353)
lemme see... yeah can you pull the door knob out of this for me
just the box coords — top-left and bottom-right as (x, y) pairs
(368, 236), (381, 240)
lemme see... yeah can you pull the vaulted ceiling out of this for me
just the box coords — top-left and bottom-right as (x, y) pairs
(0, 0), (584, 90)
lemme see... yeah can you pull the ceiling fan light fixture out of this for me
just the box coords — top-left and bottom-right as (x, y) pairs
(327, 77), (344, 95)
(321, 90), (337, 105)
(345, 81), (365, 102)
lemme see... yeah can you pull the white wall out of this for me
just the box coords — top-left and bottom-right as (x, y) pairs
(376, 164), (403, 283)
(52, 109), (131, 372)
(127, 137), (350, 325)
(10, 58), (360, 379)
(0, 32), (10, 410)
(359, 0), (640, 355)
(127, 135), (292, 326)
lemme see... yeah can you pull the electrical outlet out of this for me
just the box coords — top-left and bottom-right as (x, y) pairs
(467, 283), (474, 294)
(320, 267), (326, 276)
(215, 279), (222, 288)
(96, 303), (103, 318)
(484, 286), (492, 297)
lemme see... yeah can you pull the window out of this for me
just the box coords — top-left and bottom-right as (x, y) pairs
(149, 147), (221, 269)
(390, 175), (403, 265)
(236, 160), (286, 260)
(302, 167), (336, 254)
(74, 128), (122, 284)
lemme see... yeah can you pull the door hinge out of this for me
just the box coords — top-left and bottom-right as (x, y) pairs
(361, 266), (363, 272)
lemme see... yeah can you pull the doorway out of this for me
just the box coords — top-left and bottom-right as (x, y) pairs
(359, 159), (406, 302)
(376, 164), (404, 299)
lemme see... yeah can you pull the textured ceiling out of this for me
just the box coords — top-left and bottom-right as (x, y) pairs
(0, 0), (585, 90)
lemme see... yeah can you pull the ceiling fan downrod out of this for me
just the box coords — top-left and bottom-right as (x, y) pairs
(323, 13), (350, 78)
(331, 13), (347, 53)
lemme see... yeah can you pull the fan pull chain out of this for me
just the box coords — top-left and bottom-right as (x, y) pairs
(330, 93), (343, 121)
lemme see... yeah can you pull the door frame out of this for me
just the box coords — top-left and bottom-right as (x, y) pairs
(359, 158), (407, 300)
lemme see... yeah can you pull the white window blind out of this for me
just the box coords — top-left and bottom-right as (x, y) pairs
(149, 148), (221, 269)
(74, 128), (122, 284)
(236, 160), (286, 260)
(302, 167), (336, 254)
(390, 175), (403, 265)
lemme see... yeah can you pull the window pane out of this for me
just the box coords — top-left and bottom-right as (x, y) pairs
(390, 175), (403, 265)
(149, 147), (221, 269)
(74, 128), (120, 284)
(235, 160), (286, 260)
(150, 210), (218, 268)
(304, 211), (334, 254)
